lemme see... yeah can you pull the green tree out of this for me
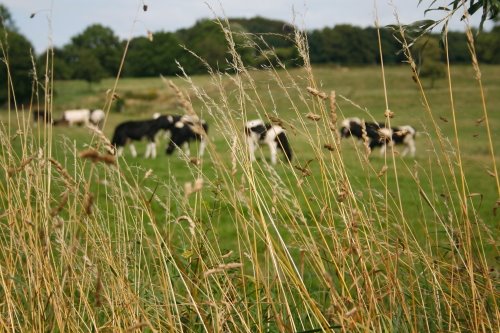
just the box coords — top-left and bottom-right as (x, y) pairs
(70, 48), (106, 88)
(37, 47), (74, 80)
(308, 25), (379, 65)
(124, 32), (184, 77)
(229, 16), (295, 49)
(413, 37), (445, 88)
(476, 26), (500, 63)
(176, 19), (253, 74)
(0, 3), (16, 31)
(68, 24), (121, 77)
(0, 6), (34, 106)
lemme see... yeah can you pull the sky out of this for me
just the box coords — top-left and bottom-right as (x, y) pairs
(2, 0), (494, 54)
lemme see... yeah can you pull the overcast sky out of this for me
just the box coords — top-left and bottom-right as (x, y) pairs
(3, 0), (493, 54)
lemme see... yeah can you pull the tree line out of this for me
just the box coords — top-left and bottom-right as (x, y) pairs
(1, 3), (500, 105)
(45, 18), (500, 80)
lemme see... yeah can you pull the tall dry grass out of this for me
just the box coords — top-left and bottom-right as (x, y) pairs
(0, 8), (498, 333)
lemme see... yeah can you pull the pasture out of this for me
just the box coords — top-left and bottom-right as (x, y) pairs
(1, 63), (499, 331)
(27, 64), (500, 227)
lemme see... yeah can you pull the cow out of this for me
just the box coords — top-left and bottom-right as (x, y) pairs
(55, 109), (105, 127)
(244, 119), (292, 165)
(165, 115), (208, 158)
(111, 115), (178, 158)
(340, 117), (416, 157)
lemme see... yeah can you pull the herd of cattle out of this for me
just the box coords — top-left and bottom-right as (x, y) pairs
(32, 109), (417, 164)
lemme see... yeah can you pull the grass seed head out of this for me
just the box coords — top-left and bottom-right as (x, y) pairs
(324, 143), (335, 151)
(49, 158), (76, 187)
(176, 215), (196, 236)
(306, 86), (327, 99)
(83, 191), (95, 215)
(268, 115), (285, 127)
(79, 149), (116, 166)
(377, 165), (388, 177)
(306, 112), (321, 121)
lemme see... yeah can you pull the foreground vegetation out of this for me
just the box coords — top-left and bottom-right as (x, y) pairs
(1, 13), (499, 333)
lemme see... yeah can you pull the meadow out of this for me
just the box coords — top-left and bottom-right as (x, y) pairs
(0, 39), (499, 331)
(30, 64), (500, 230)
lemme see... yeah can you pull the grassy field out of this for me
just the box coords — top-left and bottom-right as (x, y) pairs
(24, 64), (500, 225)
(1, 58), (499, 332)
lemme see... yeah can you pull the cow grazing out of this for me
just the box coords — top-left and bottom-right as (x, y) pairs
(340, 117), (416, 157)
(111, 115), (177, 158)
(244, 119), (292, 165)
(56, 109), (105, 127)
(165, 115), (208, 158)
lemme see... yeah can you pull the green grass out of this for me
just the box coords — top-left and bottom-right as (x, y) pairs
(32, 63), (500, 221)
(4, 64), (499, 260)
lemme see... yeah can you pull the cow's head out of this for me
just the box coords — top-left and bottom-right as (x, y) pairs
(340, 118), (361, 138)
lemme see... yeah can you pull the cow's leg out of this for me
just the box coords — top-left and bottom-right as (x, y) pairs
(403, 136), (417, 157)
(247, 136), (256, 162)
(198, 137), (206, 157)
(269, 141), (278, 165)
(151, 142), (157, 159)
(380, 143), (387, 156)
(145, 142), (151, 158)
(182, 141), (191, 157)
(401, 144), (409, 157)
(129, 143), (137, 158)
(117, 146), (124, 157)
(410, 142), (416, 157)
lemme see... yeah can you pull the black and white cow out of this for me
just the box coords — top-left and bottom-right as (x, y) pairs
(165, 115), (208, 158)
(339, 117), (416, 157)
(111, 115), (178, 158)
(390, 125), (417, 157)
(245, 119), (292, 165)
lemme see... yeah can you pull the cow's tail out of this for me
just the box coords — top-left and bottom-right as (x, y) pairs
(276, 132), (292, 162)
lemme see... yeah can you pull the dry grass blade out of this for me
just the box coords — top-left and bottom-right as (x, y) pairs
(126, 322), (150, 332)
(204, 263), (243, 277)
(0, 6), (497, 332)
(50, 190), (70, 217)
(86, 124), (115, 155)
(7, 156), (34, 176)
(165, 78), (196, 117)
(49, 158), (76, 186)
